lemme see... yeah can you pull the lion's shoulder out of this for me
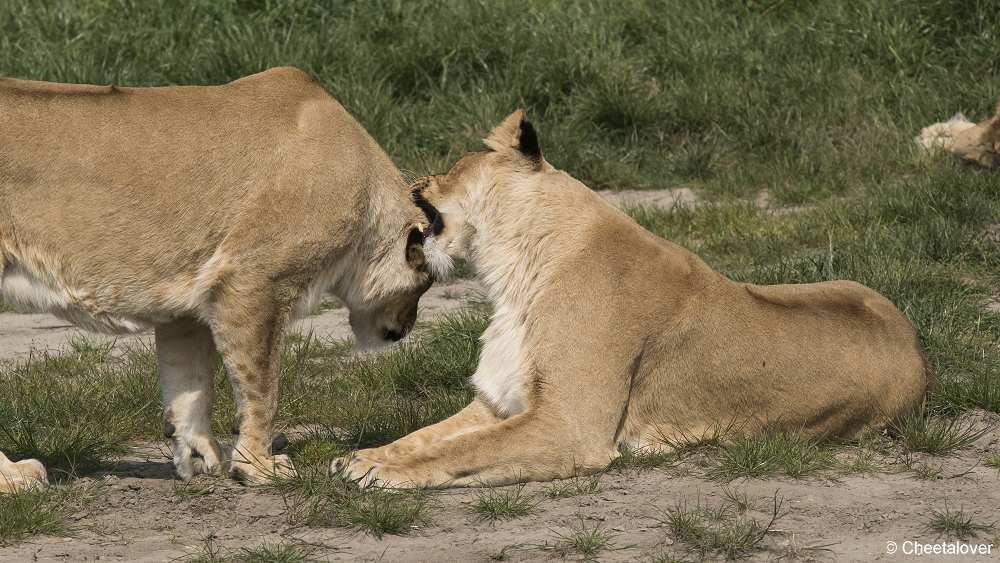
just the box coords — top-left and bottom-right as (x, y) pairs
(226, 66), (327, 99)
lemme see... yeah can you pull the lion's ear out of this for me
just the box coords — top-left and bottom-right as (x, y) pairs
(411, 182), (444, 238)
(405, 226), (426, 271)
(484, 110), (542, 165)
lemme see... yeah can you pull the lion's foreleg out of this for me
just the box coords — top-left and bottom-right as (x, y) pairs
(211, 300), (296, 483)
(156, 318), (225, 481)
(338, 397), (501, 471)
(344, 412), (618, 488)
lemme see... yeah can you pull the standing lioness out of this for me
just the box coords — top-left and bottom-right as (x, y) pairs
(341, 111), (932, 488)
(0, 67), (440, 491)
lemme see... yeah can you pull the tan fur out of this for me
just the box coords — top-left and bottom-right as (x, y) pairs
(916, 101), (1000, 168)
(915, 112), (975, 150)
(1, 451), (46, 494)
(952, 100), (1000, 168)
(0, 67), (435, 489)
(340, 110), (932, 488)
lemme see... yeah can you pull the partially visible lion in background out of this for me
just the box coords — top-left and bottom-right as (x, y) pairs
(916, 100), (1000, 168)
(0, 67), (448, 492)
(340, 110), (933, 489)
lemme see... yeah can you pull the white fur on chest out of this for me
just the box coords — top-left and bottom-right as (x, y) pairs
(472, 306), (531, 416)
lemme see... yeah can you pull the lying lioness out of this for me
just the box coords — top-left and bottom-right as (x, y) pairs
(0, 67), (444, 491)
(340, 110), (932, 488)
(951, 100), (1000, 169)
(916, 100), (1000, 169)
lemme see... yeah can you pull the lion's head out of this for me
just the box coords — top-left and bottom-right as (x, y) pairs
(343, 209), (445, 349)
(411, 110), (547, 268)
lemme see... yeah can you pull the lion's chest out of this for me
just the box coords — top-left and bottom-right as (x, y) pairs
(472, 309), (531, 416)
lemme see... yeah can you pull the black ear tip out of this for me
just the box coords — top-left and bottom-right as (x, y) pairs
(518, 117), (541, 161)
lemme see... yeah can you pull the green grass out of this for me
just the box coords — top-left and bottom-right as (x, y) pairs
(610, 427), (735, 473)
(468, 483), (538, 522)
(984, 455), (1000, 469)
(0, 304), (487, 479)
(616, 417), (986, 481)
(0, 299), (32, 314)
(891, 409), (990, 455)
(926, 505), (996, 541)
(553, 516), (618, 561)
(707, 430), (835, 481)
(0, 480), (103, 546)
(333, 486), (431, 539)
(0, 0), (996, 442)
(307, 303), (487, 448)
(836, 445), (882, 475)
(172, 475), (217, 501)
(0, 487), (72, 546)
(0, 304), (482, 543)
(185, 539), (321, 563)
(1, 0), (997, 198)
(618, 411), (986, 480)
(545, 473), (603, 499)
(284, 434), (346, 468)
(662, 492), (785, 561)
(277, 468), (430, 539)
(611, 446), (679, 471)
(912, 462), (942, 480)
(485, 544), (521, 561)
(307, 297), (344, 316)
(449, 258), (475, 280)
(0, 339), (160, 477)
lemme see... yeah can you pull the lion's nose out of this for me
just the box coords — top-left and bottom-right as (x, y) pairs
(383, 328), (403, 342)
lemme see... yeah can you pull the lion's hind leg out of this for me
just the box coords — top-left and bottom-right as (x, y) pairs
(156, 318), (228, 481)
(0, 451), (48, 494)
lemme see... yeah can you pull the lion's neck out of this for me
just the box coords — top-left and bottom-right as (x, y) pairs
(464, 180), (544, 416)
(463, 172), (594, 415)
(466, 177), (566, 315)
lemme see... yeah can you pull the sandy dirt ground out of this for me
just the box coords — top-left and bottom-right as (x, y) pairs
(2, 417), (998, 563)
(2, 190), (999, 562)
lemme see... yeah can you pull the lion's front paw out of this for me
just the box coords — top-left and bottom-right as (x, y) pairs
(330, 447), (389, 479)
(229, 449), (298, 483)
(341, 457), (421, 488)
(1, 458), (49, 494)
(329, 454), (351, 476)
(170, 434), (227, 481)
(339, 456), (379, 486)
